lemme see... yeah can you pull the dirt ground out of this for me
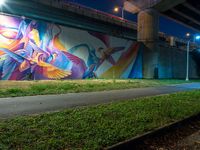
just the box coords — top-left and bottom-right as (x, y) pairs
(177, 130), (200, 150)
(136, 117), (200, 150)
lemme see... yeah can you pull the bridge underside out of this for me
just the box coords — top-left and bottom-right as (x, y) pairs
(125, 0), (200, 31)
(2, 0), (137, 40)
(162, 0), (200, 31)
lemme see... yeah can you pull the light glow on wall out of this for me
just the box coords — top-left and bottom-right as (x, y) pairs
(0, 14), (142, 80)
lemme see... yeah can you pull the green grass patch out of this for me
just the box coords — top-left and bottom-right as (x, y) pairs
(0, 79), (197, 98)
(0, 90), (200, 149)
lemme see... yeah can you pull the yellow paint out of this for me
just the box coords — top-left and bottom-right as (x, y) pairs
(29, 29), (40, 46)
(100, 43), (139, 78)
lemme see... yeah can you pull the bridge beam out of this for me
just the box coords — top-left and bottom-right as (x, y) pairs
(138, 9), (159, 78)
(154, 0), (185, 12)
(124, 0), (185, 13)
(182, 2), (200, 15)
(171, 8), (200, 26)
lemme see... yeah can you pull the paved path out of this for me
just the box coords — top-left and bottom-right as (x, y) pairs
(0, 83), (200, 119)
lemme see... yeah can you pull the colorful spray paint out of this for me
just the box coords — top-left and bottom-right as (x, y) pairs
(0, 14), (142, 80)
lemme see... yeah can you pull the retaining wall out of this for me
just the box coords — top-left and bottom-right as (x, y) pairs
(0, 14), (142, 80)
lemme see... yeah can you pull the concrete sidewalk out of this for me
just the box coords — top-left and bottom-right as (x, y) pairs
(0, 83), (200, 119)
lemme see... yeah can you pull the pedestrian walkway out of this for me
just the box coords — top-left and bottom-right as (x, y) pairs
(0, 83), (200, 119)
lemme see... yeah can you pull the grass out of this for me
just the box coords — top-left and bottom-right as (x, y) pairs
(0, 90), (200, 149)
(0, 79), (196, 98)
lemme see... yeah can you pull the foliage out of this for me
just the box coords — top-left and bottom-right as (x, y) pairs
(0, 79), (195, 98)
(0, 90), (200, 149)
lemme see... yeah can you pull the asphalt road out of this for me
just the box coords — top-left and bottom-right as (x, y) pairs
(0, 83), (200, 119)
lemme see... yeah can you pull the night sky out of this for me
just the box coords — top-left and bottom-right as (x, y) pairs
(66, 0), (196, 39)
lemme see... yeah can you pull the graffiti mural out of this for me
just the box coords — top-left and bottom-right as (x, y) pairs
(0, 14), (142, 80)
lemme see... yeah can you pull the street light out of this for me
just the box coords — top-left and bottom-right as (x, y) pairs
(186, 33), (190, 37)
(114, 6), (124, 19)
(185, 33), (200, 81)
(186, 33), (190, 81)
(195, 35), (200, 40)
(0, 0), (5, 6)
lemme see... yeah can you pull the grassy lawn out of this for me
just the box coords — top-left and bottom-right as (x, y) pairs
(0, 90), (200, 149)
(0, 79), (196, 98)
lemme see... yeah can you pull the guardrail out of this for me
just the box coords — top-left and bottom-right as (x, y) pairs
(159, 32), (200, 51)
(33, 0), (137, 30)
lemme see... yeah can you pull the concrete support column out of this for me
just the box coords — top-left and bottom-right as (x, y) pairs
(138, 8), (159, 79)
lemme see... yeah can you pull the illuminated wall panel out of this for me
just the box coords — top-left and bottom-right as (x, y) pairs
(0, 14), (142, 80)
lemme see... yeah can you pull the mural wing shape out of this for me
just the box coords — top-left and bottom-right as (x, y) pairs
(62, 51), (85, 65)
(35, 60), (71, 79)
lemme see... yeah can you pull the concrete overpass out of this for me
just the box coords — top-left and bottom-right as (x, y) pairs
(125, 0), (200, 31)
(2, 1), (191, 44)
(162, 0), (200, 31)
(124, 0), (200, 78)
(1, 0), (196, 47)
(0, 0), (137, 40)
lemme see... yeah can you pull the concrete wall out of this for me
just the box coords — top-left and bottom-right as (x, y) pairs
(0, 14), (198, 80)
(0, 14), (142, 80)
(158, 45), (199, 79)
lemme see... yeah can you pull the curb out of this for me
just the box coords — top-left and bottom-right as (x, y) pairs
(105, 112), (200, 150)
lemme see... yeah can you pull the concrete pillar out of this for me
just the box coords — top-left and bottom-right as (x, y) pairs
(138, 9), (159, 79)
